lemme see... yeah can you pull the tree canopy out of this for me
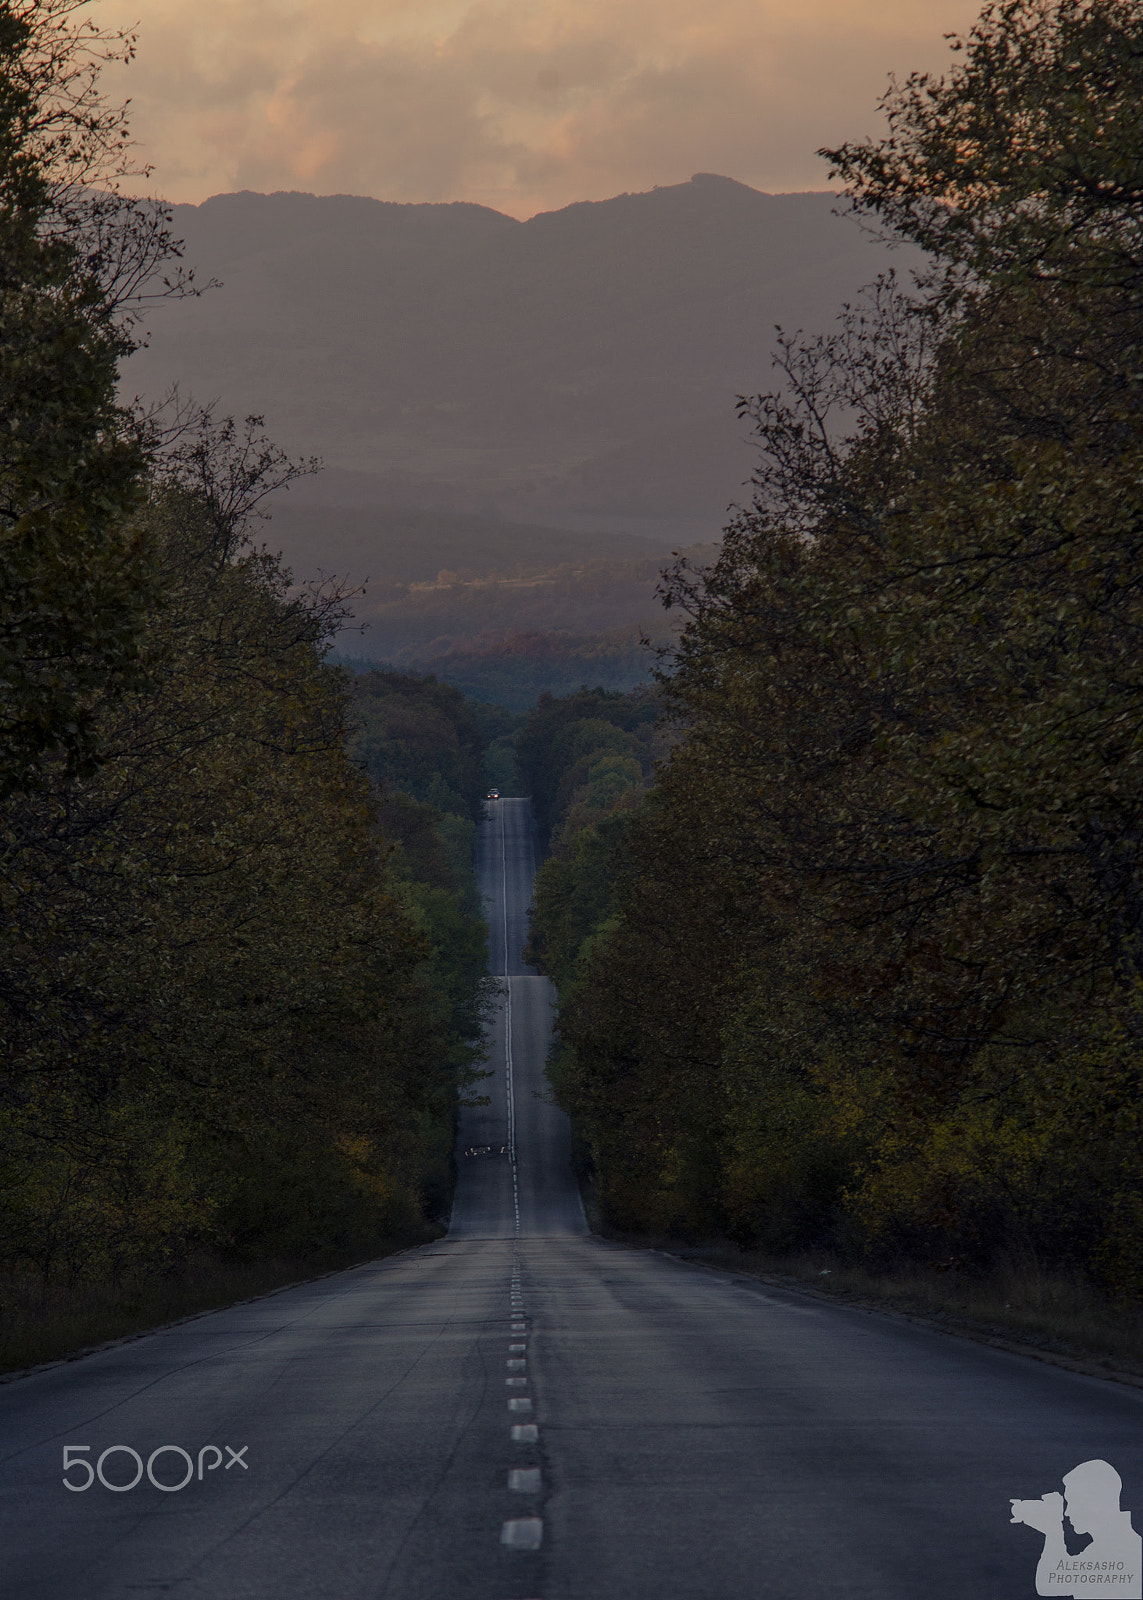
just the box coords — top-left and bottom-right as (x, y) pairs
(0, 1), (193, 797)
(532, 0), (1143, 1293)
(0, 12), (496, 1301)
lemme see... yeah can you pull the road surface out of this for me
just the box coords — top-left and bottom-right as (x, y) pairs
(1, 795), (1141, 1598)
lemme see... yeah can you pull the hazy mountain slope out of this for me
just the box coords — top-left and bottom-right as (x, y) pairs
(261, 501), (687, 702)
(346, 548), (709, 661)
(124, 176), (908, 542)
(263, 503), (675, 588)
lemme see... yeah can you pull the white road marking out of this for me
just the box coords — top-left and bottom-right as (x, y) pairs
(499, 806), (521, 1236)
(506, 1359), (526, 1370)
(508, 1342), (526, 1352)
(507, 1397), (533, 1413)
(511, 1424), (538, 1443)
(500, 1518), (543, 1550)
(508, 1469), (542, 1493)
(506, 1377), (527, 1387)
(511, 1323), (526, 1332)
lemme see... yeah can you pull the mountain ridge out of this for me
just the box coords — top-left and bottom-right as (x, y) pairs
(123, 174), (909, 545)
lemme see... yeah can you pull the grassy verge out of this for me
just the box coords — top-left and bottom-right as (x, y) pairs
(0, 1230), (441, 1379)
(594, 1215), (1143, 1382)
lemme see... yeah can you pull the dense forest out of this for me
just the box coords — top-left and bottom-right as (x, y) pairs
(529, 0), (1143, 1300)
(351, 550), (685, 673)
(414, 627), (668, 711)
(266, 504), (694, 705)
(10, 0), (1143, 1352)
(305, 522), (709, 711)
(0, 2), (491, 1345)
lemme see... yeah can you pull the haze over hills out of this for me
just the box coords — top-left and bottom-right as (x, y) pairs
(125, 175), (908, 543)
(122, 175), (910, 699)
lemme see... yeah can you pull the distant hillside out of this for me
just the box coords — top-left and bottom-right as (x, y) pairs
(347, 544), (708, 657)
(264, 503), (673, 588)
(125, 176), (910, 545)
(410, 629), (665, 712)
(263, 502), (687, 699)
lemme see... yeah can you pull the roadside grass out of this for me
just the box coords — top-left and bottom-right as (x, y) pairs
(0, 1231), (440, 1379)
(596, 1218), (1143, 1380)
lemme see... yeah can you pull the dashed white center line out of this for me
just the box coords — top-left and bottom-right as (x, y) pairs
(499, 807), (521, 1237)
(501, 1518), (543, 1550)
(492, 811), (544, 1575)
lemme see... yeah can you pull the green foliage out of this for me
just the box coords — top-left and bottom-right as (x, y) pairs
(538, 0), (1143, 1293)
(0, 12), (493, 1304)
(0, 2), (191, 797)
(352, 668), (487, 820)
(821, 0), (1143, 300)
(515, 685), (663, 841)
(349, 666), (496, 1030)
(414, 628), (669, 714)
(0, 451), (489, 1282)
(526, 811), (635, 989)
(520, 686), (679, 1222)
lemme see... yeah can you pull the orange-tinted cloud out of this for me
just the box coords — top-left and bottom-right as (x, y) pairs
(94, 0), (984, 216)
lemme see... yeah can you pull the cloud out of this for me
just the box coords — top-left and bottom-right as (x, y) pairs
(93, 0), (984, 216)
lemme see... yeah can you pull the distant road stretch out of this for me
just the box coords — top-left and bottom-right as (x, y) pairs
(2, 795), (1141, 1598)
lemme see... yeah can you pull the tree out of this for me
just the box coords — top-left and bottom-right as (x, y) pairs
(0, 1), (191, 797)
(0, 418), (487, 1281)
(541, 0), (1143, 1286)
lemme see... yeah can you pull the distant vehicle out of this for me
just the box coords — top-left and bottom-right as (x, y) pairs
(487, 789), (500, 800)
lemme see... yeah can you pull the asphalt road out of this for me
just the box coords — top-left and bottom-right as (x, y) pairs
(2, 795), (1141, 1599)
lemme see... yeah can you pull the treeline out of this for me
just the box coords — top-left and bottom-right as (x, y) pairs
(350, 668), (496, 1106)
(0, 4), (489, 1297)
(417, 628), (668, 712)
(529, 0), (1143, 1298)
(521, 687), (664, 987)
(356, 548), (701, 667)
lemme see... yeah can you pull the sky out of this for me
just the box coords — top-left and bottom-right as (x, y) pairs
(94, 0), (984, 219)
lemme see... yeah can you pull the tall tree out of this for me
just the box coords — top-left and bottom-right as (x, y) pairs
(542, 0), (1143, 1287)
(0, 1), (188, 796)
